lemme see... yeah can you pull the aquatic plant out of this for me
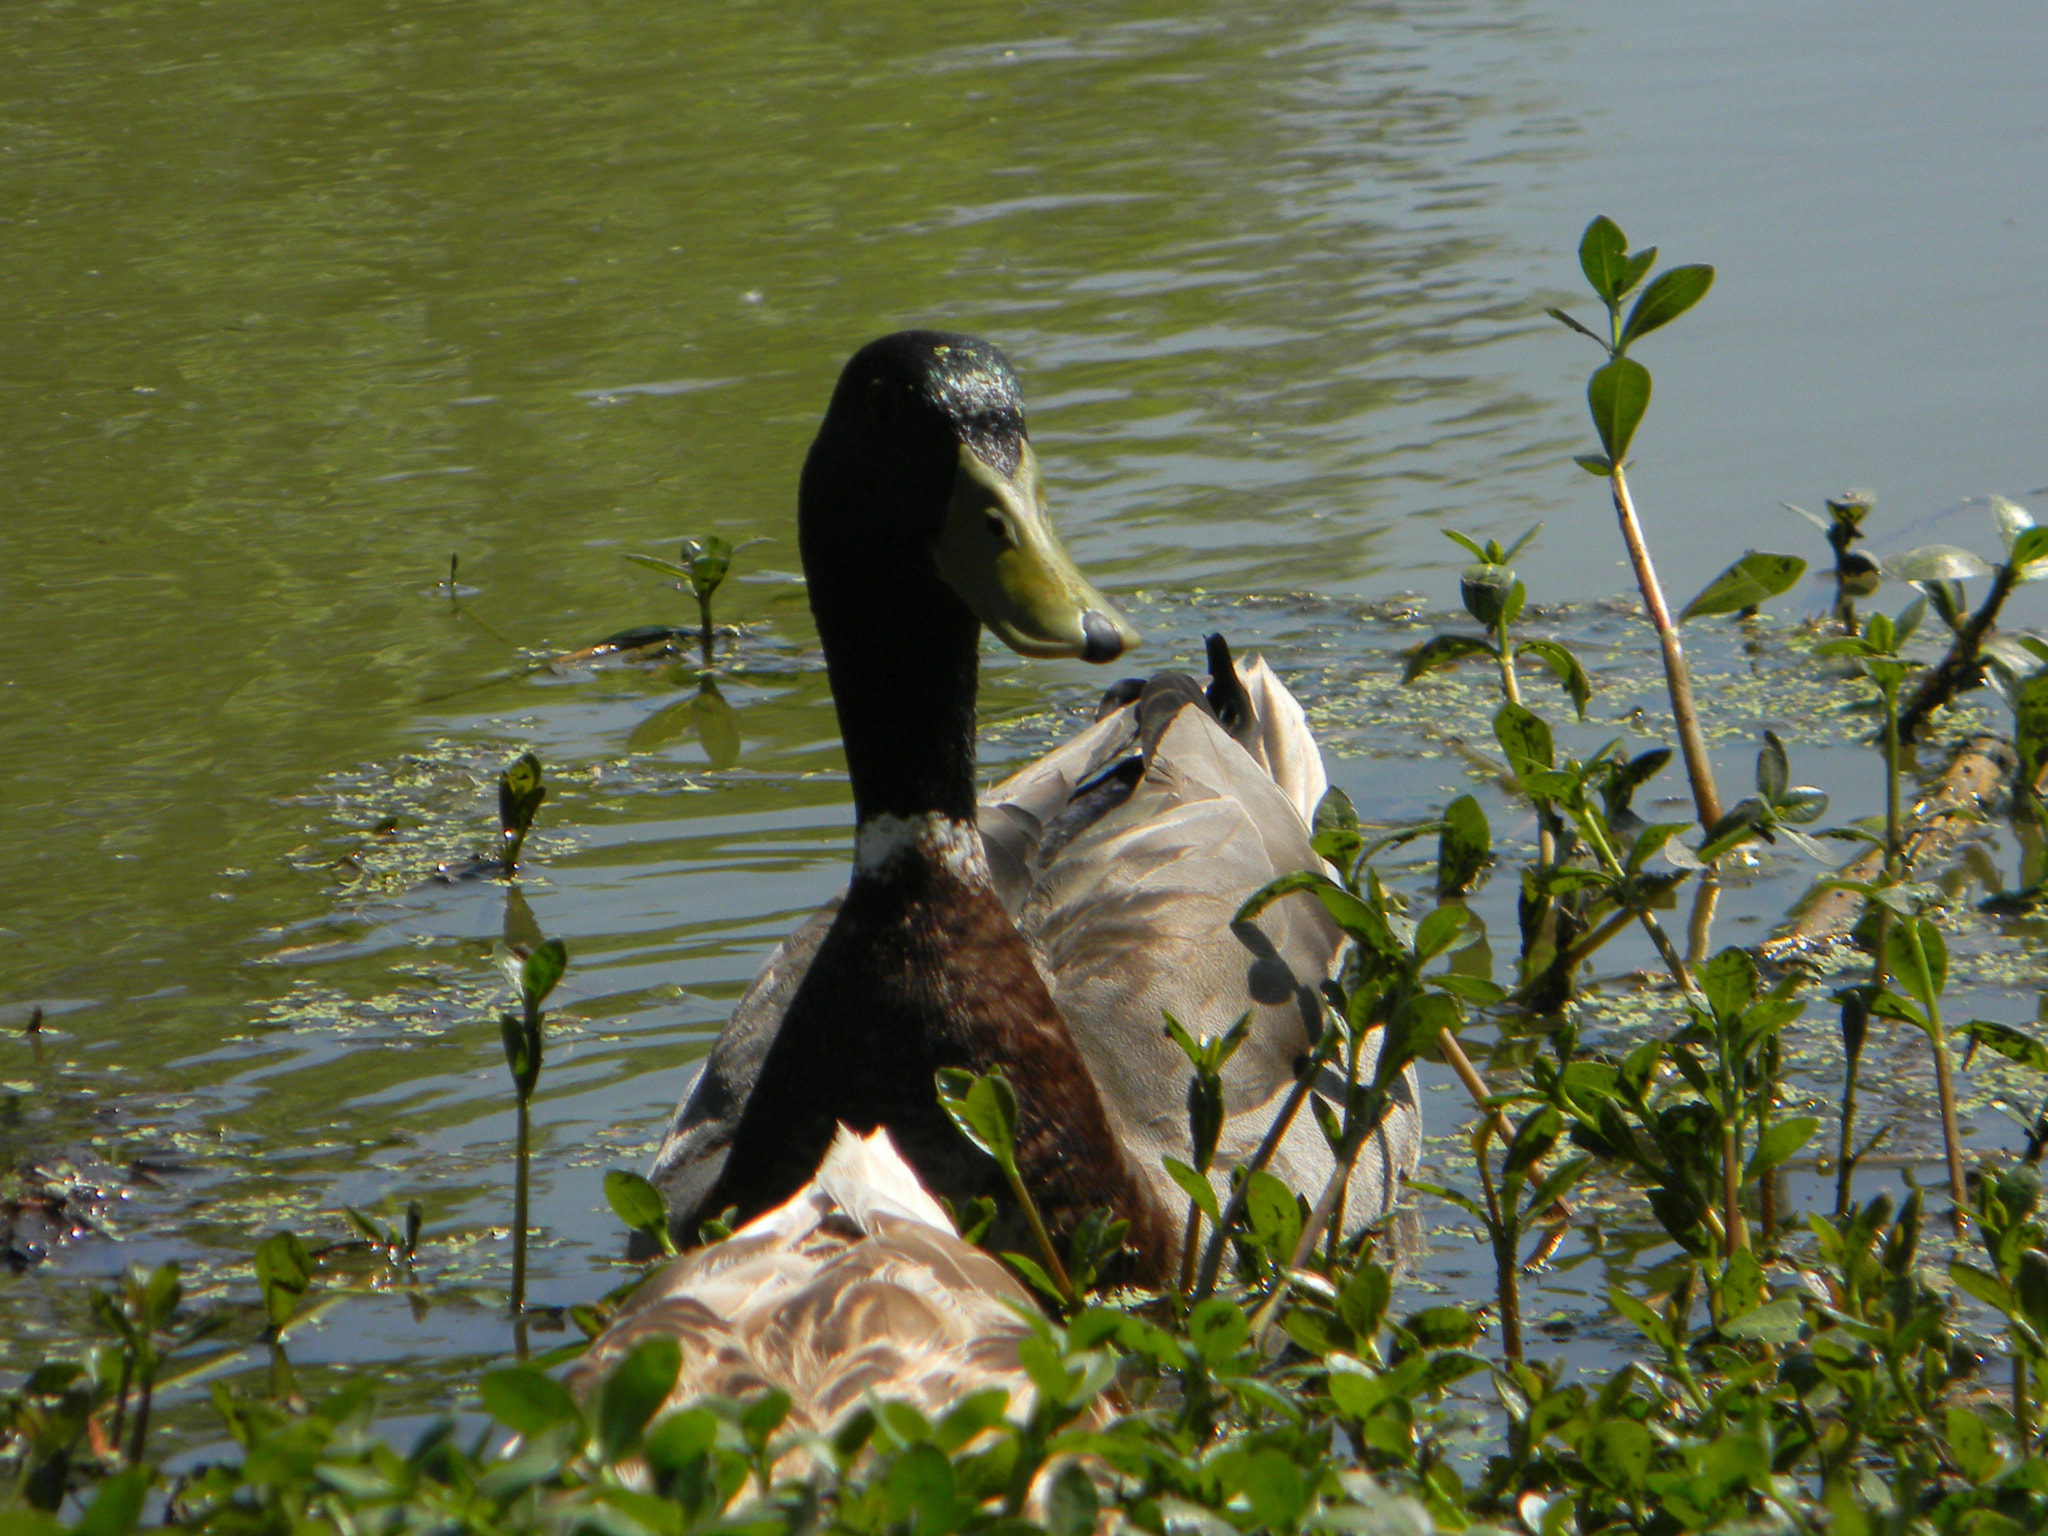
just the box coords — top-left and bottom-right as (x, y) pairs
(1892, 496), (2048, 742)
(627, 535), (736, 668)
(1551, 215), (1725, 831)
(499, 938), (568, 1318)
(1786, 489), (1881, 632)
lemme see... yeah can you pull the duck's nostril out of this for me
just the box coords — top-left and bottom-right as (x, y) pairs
(1080, 610), (1127, 664)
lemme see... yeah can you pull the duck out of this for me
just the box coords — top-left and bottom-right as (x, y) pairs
(643, 331), (1422, 1281)
(575, 1123), (1051, 1461)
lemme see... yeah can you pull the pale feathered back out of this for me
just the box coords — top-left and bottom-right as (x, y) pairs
(575, 1127), (1042, 1445)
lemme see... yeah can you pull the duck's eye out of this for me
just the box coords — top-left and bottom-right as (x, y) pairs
(984, 513), (1009, 545)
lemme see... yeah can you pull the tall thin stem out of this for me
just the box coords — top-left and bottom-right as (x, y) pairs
(1609, 467), (1722, 831)
(511, 1094), (530, 1316)
(1910, 934), (1968, 1219)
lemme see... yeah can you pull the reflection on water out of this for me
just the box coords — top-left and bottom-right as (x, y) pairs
(4, 0), (2045, 1404)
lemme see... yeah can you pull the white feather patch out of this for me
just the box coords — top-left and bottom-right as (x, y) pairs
(854, 812), (991, 885)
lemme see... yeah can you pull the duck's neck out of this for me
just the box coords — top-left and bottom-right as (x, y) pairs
(813, 566), (983, 831)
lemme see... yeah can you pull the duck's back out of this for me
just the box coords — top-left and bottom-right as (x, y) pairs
(647, 653), (1420, 1248)
(577, 1128), (1042, 1465)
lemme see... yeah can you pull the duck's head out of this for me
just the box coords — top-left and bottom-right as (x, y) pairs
(799, 331), (1138, 664)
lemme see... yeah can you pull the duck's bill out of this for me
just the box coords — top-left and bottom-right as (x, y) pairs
(933, 442), (1140, 663)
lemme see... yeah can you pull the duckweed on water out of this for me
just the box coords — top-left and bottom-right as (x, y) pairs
(12, 227), (2048, 1533)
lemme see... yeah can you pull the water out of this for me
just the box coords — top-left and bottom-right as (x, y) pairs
(4, 0), (2046, 1421)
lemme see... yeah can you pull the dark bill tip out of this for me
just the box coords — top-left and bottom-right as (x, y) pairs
(1080, 610), (1129, 664)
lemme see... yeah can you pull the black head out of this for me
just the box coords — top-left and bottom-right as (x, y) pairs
(799, 331), (1137, 663)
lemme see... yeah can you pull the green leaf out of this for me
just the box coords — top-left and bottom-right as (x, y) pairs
(934, 1070), (1021, 1178)
(1889, 544), (1995, 583)
(1237, 869), (1401, 955)
(1437, 793), (1491, 896)
(1412, 903), (1471, 962)
(2011, 525), (2048, 580)
(1188, 1298), (1250, 1364)
(1947, 1404), (1998, 1484)
(1311, 785), (1364, 874)
(1237, 1447), (1308, 1532)
(1756, 732), (1789, 803)
(1046, 1461), (1099, 1536)
(1609, 1287), (1676, 1352)
(1574, 453), (1615, 477)
(1679, 552), (1807, 621)
(604, 1171), (674, 1254)
(1401, 1305), (1481, 1350)
(595, 1336), (683, 1461)
(1746, 1116), (1819, 1178)
(1885, 918), (1946, 1010)
(1584, 1418), (1655, 1492)
(1577, 216), (1631, 304)
(1619, 263), (1714, 348)
(1493, 701), (1554, 784)
(1243, 1171), (1303, 1260)
(1549, 307), (1606, 345)
(1519, 639), (1592, 718)
(78, 1467), (151, 1536)
(1949, 1258), (2017, 1319)
(481, 1367), (587, 1444)
(642, 1407), (718, 1481)
(682, 535), (734, 601)
(623, 552), (691, 581)
(1402, 632), (1497, 685)
(1721, 1293), (1804, 1343)
(1162, 1157), (1219, 1222)
(253, 1231), (313, 1331)
(1337, 1264), (1392, 1340)
(1587, 357), (1652, 463)
(1959, 1019), (2048, 1076)
(521, 939), (569, 1012)
(1701, 947), (1758, 1021)
(1432, 971), (1508, 1005)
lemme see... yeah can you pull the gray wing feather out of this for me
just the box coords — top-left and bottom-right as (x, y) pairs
(645, 657), (1420, 1242)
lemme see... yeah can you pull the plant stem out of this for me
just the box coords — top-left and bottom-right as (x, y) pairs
(1001, 1162), (1077, 1308)
(1834, 1001), (1866, 1221)
(1477, 1137), (1523, 1363)
(1899, 561), (2018, 744)
(1193, 1029), (1337, 1299)
(511, 1093), (530, 1317)
(2016, 1353), (2032, 1450)
(1608, 467), (1722, 831)
(1905, 923), (1968, 1216)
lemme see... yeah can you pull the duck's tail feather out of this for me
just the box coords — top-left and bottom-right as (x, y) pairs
(813, 1124), (956, 1235)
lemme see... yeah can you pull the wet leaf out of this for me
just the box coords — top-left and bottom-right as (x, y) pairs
(1437, 793), (1491, 896)
(1721, 1293), (1804, 1344)
(1243, 1170), (1303, 1260)
(935, 1070), (1021, 1178)
(1620, 263), (1713, 348)
(1889, 544), (1995, 583)
(1958, 1019), (2048, 1076)
(254, 1231), (312, 1331)
(596, 1336), (682, 1461)
(1493, 702), (1554, 784)
(1577, 215), (1630, 303)
(1679, 552), (1806, 621)
(521, 939), (568, 1012)
(1402, 633), (1496, 684)
(1519, 638), (1591, 718)
(1747, 1117), (1819, 1178)
(1311, 785), (1363, 873)
(1587, 357), (1652, 463)
(604, 1171), (674, 1254)
(480, 1367), (586, 1444)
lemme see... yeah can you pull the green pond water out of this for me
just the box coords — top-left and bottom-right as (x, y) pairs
(4, 0), (2047, 1438)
